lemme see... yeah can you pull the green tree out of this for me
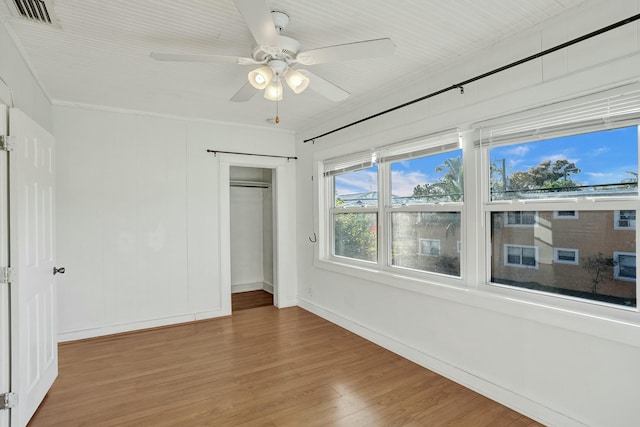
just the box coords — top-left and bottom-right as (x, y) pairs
(411, 156), (463, 202)
(509, 159), (581, 191)
(334, 212), (377, 262)
(582, 253), (616, 294)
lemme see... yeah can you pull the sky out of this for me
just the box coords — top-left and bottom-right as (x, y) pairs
(334, 126), (638, 197)
(490, 125), (638, 187)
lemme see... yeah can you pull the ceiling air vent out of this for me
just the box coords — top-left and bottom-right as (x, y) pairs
(5, 0), (60, 27)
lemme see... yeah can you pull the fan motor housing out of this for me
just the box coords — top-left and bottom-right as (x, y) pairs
(252, 35), (300, 63)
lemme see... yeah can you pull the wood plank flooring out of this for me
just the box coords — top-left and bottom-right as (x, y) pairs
(232, 290), (273, 311)
(28, 306), (541, 426)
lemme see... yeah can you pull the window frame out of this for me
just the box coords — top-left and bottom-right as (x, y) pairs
(479, 122), (639, 311)
(614, 210), (636, 230)
(554, 210), (579, 219)
(418, 238), (441, 257)
(504, 211), (537, 227)
(553, 247), (580, 265)
(320, 131), (465, 286)
(614, 251), (637, 282)
(504, 244), (539, 269)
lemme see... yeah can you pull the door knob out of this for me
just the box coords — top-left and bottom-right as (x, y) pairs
(53, 267), (66, 275)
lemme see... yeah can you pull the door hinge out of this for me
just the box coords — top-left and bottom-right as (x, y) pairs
(0, 392), (17, 410)
(0, 135), (16, 151)
(0, 267), (13, 284)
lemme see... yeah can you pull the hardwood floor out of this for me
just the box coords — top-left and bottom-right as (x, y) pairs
(29, 307), (540, 426)
(232, 290), (273, 311)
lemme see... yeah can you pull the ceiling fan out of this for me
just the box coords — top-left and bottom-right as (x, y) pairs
(150, 0), (396, 104)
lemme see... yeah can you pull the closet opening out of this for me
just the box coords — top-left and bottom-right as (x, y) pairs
(229, 166), (275, 311)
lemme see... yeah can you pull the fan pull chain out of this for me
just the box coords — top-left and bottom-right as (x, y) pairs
(275, 96), (280, 124)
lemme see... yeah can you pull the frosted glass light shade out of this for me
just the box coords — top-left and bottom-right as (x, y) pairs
(264, 79), (283, 101)
(248, 66), (273, 90)
(284, 69), (310, 94)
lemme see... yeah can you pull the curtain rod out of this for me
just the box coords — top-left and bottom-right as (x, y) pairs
(206, 149), (297, 160)
(303, 13), (640, 144)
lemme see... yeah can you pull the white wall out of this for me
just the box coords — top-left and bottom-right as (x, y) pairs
(53, 105), (295, 340)
(0, 22), (51, 131)
(296, 1), (640, 426)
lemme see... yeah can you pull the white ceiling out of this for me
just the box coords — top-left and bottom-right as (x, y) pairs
(0, 0), (592, 131)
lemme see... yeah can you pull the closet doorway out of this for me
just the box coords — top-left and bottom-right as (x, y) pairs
(229, 166), (274, 311)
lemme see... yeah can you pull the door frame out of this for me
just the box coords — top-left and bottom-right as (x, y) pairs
(218, 153), (297, 312)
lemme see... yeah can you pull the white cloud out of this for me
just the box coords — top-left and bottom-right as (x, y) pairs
(504, 146), (530, 157)
(391, 170), (430, 197)
(335, 171), (377, 194)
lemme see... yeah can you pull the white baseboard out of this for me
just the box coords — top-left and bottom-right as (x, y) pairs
(232, 282), (264, 293)
(297, 298), (584, 427)
(263, 282), (274, 294)
(57, 308), (228, 342)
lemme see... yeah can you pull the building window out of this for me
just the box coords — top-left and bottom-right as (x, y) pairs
(419, 239), (441, 257)
(614, 210), (636, 230)
(554, 248), (579, 265)
(614, 252), (636, 282)
(554, 210), (578, 219)
(505, 211), (536, 226)
(504, 244), (538, 269)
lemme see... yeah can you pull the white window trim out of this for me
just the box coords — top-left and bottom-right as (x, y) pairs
(614, 210), (636, 230)
(614, 251), (636, 282)
(504, 244), (539, 269)
(553, 247), (579, 265)
(553, 210), (579, 219)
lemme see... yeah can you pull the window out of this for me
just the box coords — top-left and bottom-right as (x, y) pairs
(329, 162), (378, 263)
(419, 239), (440, 257)
(554, 248), (579, 265)
(614, 252), (636, 281)
(323, 131), (463, 279)
(614, 210), (636, 230)
(504, 244), (538, 268)
(486, 125), (638, 307)
(388, 146), (462, 277)
(505, 211), (536, 226)
(554, 210), (578, 219)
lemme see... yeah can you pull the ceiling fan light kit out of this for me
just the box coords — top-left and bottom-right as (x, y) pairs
(248, 65), (273, 89)
(150, 0), (396, 110)
(264, 78), (283, 101)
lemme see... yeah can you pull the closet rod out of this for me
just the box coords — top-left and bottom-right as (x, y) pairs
(207, 149), (297, 160)
(303, 12), (640, 144)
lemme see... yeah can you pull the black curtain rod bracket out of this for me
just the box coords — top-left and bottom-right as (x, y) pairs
(303, 13), (640, 144)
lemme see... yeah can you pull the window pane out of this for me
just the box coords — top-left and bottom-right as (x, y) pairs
(334, 165), (378, 207)
(490, 126), (638, 201)
(390, 150), (463, 205)
(334, 212), (377, 262)
(391, 212), (461, 276)
(491, 211), (636, 307)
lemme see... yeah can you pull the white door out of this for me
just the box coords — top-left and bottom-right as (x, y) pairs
(0, 105), (10, 427)
(9, 108), (58, 427)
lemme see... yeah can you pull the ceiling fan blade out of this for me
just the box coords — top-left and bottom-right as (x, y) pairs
(296, 38), (396, 65)
(234, 0), (280, 53)
(230, 81), (258, 102)
(150, 52), (259, 65)
(300, 70), (350, 102)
